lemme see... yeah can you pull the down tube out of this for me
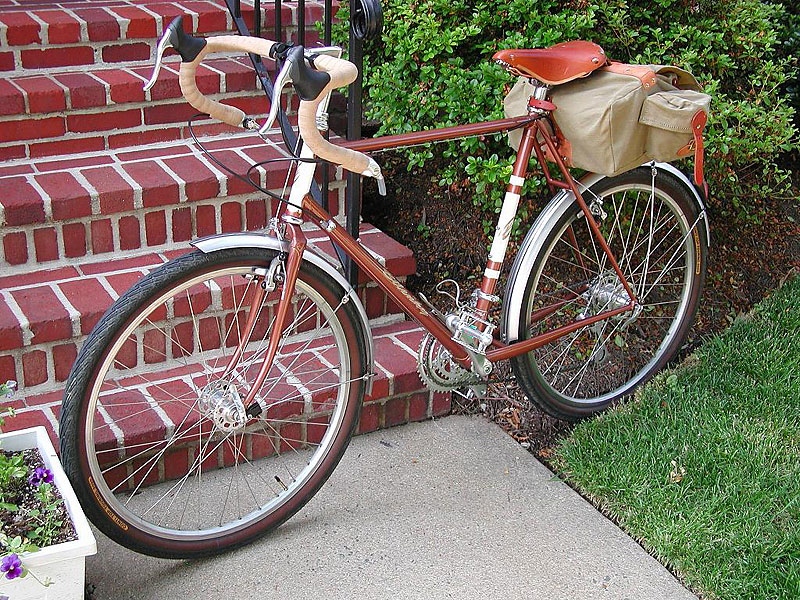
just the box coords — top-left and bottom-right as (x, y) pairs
(302, 197), (472, 366)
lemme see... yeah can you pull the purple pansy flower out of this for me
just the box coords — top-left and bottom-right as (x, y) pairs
(28, 467), (53, 487)
(1, 554), (22, 580)
(2, 380), (16, 398)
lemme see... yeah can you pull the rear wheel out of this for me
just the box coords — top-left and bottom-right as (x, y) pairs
(511, 168), (707, 420)
(60, 248), (367, 558)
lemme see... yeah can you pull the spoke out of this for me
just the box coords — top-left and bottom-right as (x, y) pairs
(535, 273), (590, 308)
(259, 296), (346, 399)
(626, 219), (681, 283)
(156, 467), (194, 526)
(103, 398), (201, 474)
(571, 316), (627, 397)
(219, 433), (239, 526)
(582, 214), (603, 274)
(257, 419), (296, 480)
(142, 318), (195, 379)
(226, 294), (327, 392)
(216, 274), (257, 362)
(263, 374), (363, 408)
(642, 218), (700, 300)
(225, 434), (263, 513)
(627, 189), (651, 279)
(555, 235), (601, 269)
(102, 420), (201, 477)
(102, 362), (200, 411)
(618, 189), (641, 282)
(140, 417), (225, 520)
(546, 251), (600, 277)
(258, 418), (312, 459)
(148, 464), (197, 522)
(186, 287), (214, 389)
(228, 314), (278, 381)
(610, 195), (633, 282)
(639, 180), (658, 297)
(551, 293), (616, 386)
(95, 399), (194, 431)
(227, 286), (270, 382)
(539, 329), (583, 377)
(642, 299), (682, 307)
(594, 196), (623, 277)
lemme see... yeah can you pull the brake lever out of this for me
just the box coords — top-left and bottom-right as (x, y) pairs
(258, 58), (294, 134)
(143, 26), (173, 92)
(259, 46), (332, 135)
(144, 17), (207, 92)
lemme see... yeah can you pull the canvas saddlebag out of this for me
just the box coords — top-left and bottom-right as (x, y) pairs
(504, 63), (711, 177)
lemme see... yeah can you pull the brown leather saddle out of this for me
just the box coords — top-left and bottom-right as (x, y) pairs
(493, 41), (607, 85)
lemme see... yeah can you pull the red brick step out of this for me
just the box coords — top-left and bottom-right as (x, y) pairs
(0, 55), (290, 160)
(0, 223), (415, 394)
(5, 319), (450, 464)
(0, 130), (332, 268)
(0, 0), (328, 74)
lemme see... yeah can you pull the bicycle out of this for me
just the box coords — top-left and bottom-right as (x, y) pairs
(60, 18), (709, 559)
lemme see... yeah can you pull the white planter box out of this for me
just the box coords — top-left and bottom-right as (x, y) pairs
(0, 426), (97, 600)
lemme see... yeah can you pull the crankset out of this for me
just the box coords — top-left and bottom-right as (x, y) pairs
(417, 333), (480, 392)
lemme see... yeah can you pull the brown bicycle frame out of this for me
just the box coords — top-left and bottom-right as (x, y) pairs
(239, 114), (637, 401)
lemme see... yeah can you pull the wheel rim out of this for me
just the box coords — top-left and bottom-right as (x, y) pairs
(82, 264), (354, 541)
(524, 183), (696, 404)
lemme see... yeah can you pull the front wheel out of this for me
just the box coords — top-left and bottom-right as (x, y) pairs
(60, 247), (367, 558)
(510, 168), (707, 420)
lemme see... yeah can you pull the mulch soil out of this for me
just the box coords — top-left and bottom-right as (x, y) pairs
(362, 149), (800, 458)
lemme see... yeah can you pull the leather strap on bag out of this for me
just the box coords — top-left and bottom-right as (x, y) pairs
(601, 61), (657, 89)
(691, 110), (707, 196)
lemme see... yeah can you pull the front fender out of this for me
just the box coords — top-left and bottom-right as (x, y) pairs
(191, 232), (375, 395)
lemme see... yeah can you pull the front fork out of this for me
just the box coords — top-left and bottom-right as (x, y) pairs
(217, 220), (307, 419)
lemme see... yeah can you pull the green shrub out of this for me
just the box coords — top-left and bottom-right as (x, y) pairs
(777, 2), (800, 120)
(333, 0), (797, 228)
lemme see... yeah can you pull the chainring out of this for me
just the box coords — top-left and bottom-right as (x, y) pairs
(417, 333), (478, 391)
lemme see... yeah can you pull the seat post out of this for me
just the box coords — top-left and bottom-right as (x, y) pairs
(525, 81), (553, 116)
(527, 81), (551, 113)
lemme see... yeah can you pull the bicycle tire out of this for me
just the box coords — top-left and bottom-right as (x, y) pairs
(510, 167), (707, 420)
(60, 247), (367, 558)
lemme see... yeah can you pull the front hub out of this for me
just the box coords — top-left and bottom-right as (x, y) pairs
(198, 380), (247, 432)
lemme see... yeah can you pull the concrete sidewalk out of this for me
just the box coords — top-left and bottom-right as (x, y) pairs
(86, 416), (696, 599)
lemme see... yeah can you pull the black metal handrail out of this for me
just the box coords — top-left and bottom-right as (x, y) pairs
(223, 0), (371, 285)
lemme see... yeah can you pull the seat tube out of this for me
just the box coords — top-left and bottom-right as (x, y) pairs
(474, 123), (537, 318)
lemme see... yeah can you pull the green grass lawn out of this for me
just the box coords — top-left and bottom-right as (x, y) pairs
(554, 276), (800, 600)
